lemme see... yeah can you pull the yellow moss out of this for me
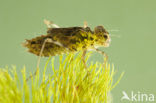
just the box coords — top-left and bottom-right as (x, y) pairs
(0, 52), (123, 103)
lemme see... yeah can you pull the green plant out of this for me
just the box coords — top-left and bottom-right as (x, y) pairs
(0, 52), (123, 103)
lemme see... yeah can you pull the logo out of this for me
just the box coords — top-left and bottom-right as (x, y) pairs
(121, 91), (155, 102)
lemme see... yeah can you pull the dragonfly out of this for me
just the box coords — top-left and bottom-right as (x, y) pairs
(23, 20), (111, 81)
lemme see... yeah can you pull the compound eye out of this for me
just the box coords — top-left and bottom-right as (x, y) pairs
(103, 35), (108, 39)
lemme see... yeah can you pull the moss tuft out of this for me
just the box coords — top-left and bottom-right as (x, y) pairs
(0, 52), (123, 103)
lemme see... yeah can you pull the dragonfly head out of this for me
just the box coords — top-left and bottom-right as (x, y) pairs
(94, 26), (111, 47)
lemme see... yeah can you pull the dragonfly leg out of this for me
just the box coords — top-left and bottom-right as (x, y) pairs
(44, 19), (60, 28)
(94, 48), (108, 64)
(82, 50), (87, 69)
(26, 38), (53, 81)
(26, 37), (71, 81)
(83, 21), (88, 28)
